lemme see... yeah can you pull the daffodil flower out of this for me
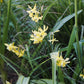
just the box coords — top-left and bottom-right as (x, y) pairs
(49, 30), (59, 44)
(49, 38), (58, 44)
(50, 51), (70, 67)
(12, 47), (25, 57)
(4, 42), (18, 51)
(0, 0), (3, 3)
(56, 55), (70, 67)
(80, 69), (84, 79)
(27, 4), (43, 22)
(6, 81), (11, 84)
(5, 43), (25, 57)
(30, 25), (48, 44)
(80, 74), (84, 79)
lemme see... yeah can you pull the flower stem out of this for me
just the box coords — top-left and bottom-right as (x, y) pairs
(74, 0), (81, 67)
(75, 0), (77, 27)
(0, 0), (11, 84)
(0, 3), (1, 51)
(52, 59), (56, 84)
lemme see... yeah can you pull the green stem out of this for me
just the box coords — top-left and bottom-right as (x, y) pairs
(75, 0), (77, 27)
(2, 0), (11, 48)
(79, 0), (82, 22)
(0, 59), (7, 84)
(52, 59), (56, 84)
(74, 0), (81, 67)
(0, 2), (7, 84)
(0, 4), (1, 51)
(0, 0), (11, 84)
(75, 28), (81, 66)
(79, 0), (82, 10)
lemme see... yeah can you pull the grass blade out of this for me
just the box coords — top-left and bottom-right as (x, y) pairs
(16, 75), (30, 84)
(48, 10), (82, 36)
(66, 25), (76, 57)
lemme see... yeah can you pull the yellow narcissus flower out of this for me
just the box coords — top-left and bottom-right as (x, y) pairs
(13, 48), (25, 57)
(4, 42), (17, 51)
(80, 69), (84, 79)
(56, 55), (70, 67)
(18, 49), (25, 57)
(48, 34), (58, 44)
(27, 4), (43, 22)
(30, 25), (48, 44)
(38, 25), (48, 37)
(31, 14), (43, 22)
(30, 30), (43, 44)
(0, 0), (3, 3)
(48, 38), (58, 44)
(49, 30), (59, 44)
(6, 81), (11, 84)
(27, 4), (37, 14)
(5, 43), (25, 57)
(55, 30), (60, 33)
(50, 51), (70, 67)
(80, 74), (84, 79)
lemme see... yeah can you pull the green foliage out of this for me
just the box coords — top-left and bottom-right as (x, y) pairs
(16, 75), (30, 84)
(0, 0), (84, 84)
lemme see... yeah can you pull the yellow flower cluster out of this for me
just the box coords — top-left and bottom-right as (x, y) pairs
(4, 43), (25, 57)
(6, 81), (11, 84)
(4, 42), (17, 51)
(0, 0), (3, 3)
(49, 38), (58, 44)
(27, 4), (43, 22)
(56, 55), (70, 67)
(80, 69), (84, 79)
(80, 74), (84, 79)
(50, 52), (70, 67)
(49, 30), (59, 44)
(30, 25), (48, 44)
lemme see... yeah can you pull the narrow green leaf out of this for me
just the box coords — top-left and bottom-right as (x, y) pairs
(0, 53), (19, 75)
(31, 79), (65, 84)
(73, 40), (84, 67)
(66, 26), (76, 57)
(0, 7), (1, 51)
(48, 10), (82, 36)
(0, 0), (11, 84)
(22, 76), (30, 84)
(25, 44), (33, 69)
(31, 79), (52, 84)
(73, 42), (83, 58)
(29, 58), (50, 76)
(75, 26), (81, 67)
(59, 47), (68, 52)
(16, 75), (30, 84)
(72, 64), (80, 80)
(58, 67), (64, 82)
(10, 10), (20, 32)
(64, 72), (76, 84)
(16, 75), (24, 84)
(40, 3), (55, 25)
(10, 10), (23, 41)
(42, 3), (55, 21)
(2, 0), (11, 53)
